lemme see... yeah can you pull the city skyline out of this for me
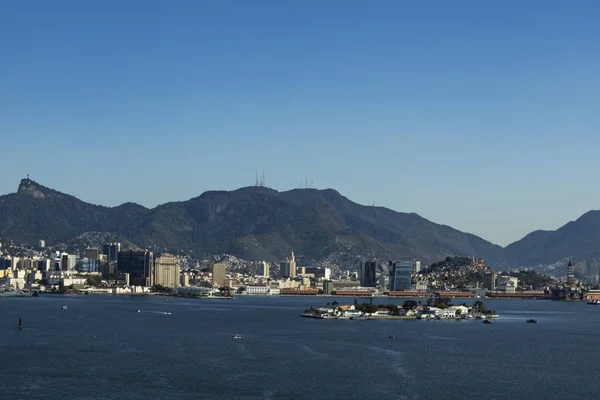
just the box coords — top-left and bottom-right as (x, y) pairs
(2, 0), (600, 246)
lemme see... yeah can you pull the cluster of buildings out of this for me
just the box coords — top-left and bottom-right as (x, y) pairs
(0, 237), (532, 299)
(304, 302), (491, 320)
(0, 241), (229, 294)
(358, 260), (421, 291)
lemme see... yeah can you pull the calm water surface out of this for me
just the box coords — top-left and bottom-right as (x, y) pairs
(1, 295), (599, 399)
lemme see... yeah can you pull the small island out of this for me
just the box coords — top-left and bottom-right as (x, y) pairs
(301, 296), (498, 321)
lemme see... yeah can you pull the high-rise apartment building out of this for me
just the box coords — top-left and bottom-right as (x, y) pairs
(280, 251), (297, 278)
(36, 259), (52, 272)
(257, 261), (270, 278)
(212, 263), (227, 288)
(483, 271), (496, 290)
(154, 253), (180, 288)
(117, 250), (153, 287)
(413, 261), (421, 274)
(389, 261), (413, 291)
(323, 280), (334, 294)
(359, 261), (377, 287)
(85, 248), (100, 260)
(102, 243), (121, 263)
(567, 259), (575, 286)
(61, 254), (79, 271)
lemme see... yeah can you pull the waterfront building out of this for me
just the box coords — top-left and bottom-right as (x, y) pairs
(496, 276), (518, 293)
(332, 280), (362, 289)
(102, 243), (121, 263)
(323, 280), (334, 294)
(245, 285), (279, 295)
(389, 261), (413, 291)
(359, 261), (377, 287)
(483, 272), (496, 290)
(212, 263), (227, 288)
(117, 250), (154, 287)
(154, 253), (180, 288)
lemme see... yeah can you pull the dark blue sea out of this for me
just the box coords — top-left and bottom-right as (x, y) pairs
(2, 295), (599, 399)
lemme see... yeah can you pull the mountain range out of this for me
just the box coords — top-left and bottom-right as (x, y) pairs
(0, 178), (597, 273)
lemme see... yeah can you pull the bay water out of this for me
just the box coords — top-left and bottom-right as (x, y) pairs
(2, 295), (599, 399)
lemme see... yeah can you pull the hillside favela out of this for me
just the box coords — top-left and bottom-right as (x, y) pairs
(2, 178), (599, 306)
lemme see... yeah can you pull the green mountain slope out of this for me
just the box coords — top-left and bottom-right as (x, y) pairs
(0, 179), (507, 266)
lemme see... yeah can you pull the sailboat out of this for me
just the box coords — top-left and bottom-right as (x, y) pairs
(19, 318), (23, 331)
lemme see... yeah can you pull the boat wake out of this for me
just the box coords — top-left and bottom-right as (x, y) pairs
(425, 335), (463, 341)
(143, 311), (172, 315)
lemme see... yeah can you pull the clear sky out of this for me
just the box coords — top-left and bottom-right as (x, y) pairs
(1, 0), (599, 247)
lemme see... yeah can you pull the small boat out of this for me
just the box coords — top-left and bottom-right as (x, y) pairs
(232, 335), (243, 339)
(526, 319), (537, 323)
(587, 300), (599, 305)
(136, 310), (141, 313)
(388, 336), (395, 339)
(483, 319), (492, 324)
(19, 318), (23, 331)
(62, 305), (68, 310)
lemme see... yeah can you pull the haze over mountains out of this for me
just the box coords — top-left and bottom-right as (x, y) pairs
(0, 179), (596, 272)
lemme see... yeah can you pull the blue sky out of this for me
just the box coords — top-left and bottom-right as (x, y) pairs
(1, 0), (599, 247)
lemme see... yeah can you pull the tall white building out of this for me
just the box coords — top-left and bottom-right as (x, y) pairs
(154, 253), (180, 288)
(257, 261), (270, 278)
(413, 261), (421, 274)
(280, 251), (297, 278)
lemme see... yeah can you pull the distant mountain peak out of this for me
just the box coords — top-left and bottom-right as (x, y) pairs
(17, 178), (61, 200)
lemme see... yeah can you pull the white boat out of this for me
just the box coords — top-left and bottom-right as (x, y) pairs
(62, 305), (68, 310)
(232, 335), (243, 339)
